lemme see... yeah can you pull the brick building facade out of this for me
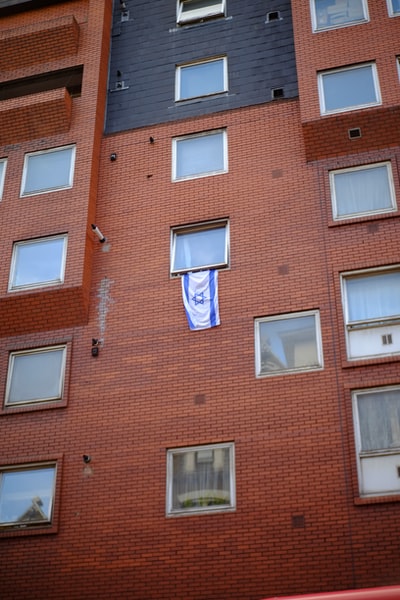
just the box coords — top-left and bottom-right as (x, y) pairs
(1, 1), (400, 599)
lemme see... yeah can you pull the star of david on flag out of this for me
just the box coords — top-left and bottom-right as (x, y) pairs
(181, 270), (220, 331)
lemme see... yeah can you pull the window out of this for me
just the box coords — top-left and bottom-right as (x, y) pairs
(21, 145), (75, 196)
(311, 0), (368, 31)
(172, 130), (227, 181)
(166, 443), (235, 515)
(318, 63), (381, 115)
(255, 311), (323, 377)
(387, 0), (400, 16)
(330, 162), (396, 220)
(9, 234), (68, 291)
(171, 219), (229, 275)
(0, 464), (56, 528)
(0, 158), (6, 200)
(5, 346), (66, 407)
(176, 57), (227, 101)
(177, 0), (226, 24)
(353, 386), (400, 497)
(342, 267), (400, 359)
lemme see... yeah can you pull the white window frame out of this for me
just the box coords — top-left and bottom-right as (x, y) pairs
(172, 129), (228, 182)
(341, 266), (400, 360)
(0, 158), (7, 200)
(5, 345), (67, 407)
(175, 56), (228, 101)
(352, 385), (400, 497)
(8, 234), (68, 292)
(310, 0), (369, 32)
(254, 310), (324, 378)
(318, 63), (381, 115)
(177, 0), (226, 24)
(0, 462), (57, 528)
(20, 145), (76, 197)
(329, 162), (397, 220)
(387, 0), (400, 16)
(170, 219), (229, 276)
(166, 442), (235, 516)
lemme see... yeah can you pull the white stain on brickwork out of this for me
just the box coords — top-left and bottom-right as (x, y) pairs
(97, 277), (114, 341)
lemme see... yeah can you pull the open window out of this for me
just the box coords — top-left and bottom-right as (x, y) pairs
(171, 219), (229, 275)
(177, 0), (226, 24)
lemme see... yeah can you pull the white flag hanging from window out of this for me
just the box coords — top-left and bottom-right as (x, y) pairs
(181, 270), (220, 331)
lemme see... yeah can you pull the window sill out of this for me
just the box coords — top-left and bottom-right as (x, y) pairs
(342, 353), (400, 369)
(355, 493), (400, 506)
(327, 210), (398, 228)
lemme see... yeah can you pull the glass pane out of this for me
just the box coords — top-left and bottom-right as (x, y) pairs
(346, 271), (400, 322)
(0, 160), (5, 196)
(314, 0), (365, 29)
(24, 147), (73, 194)
(391, 0), (400, 15)
(12, 237), (66, 288)
(171, 447), (231, 511)
(258, 315), (320, 374)
(322, 65), (377, 112)
(180, 59), (225, 99)
(357, 389), (400, 451)
(333, 165), (393, 217)
(0, 467), (55, 525)
(8, 348), (64, 404)
(176, 132), (225, 178)
(174, 226), (226, 271)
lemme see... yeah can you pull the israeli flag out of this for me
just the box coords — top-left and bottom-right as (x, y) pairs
(182, 270), (220, 331)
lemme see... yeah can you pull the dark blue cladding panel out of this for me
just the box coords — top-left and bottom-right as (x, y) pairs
(105, 0), (298, 133)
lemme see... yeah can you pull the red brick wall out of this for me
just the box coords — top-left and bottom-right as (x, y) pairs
(1, 96), (399, 599)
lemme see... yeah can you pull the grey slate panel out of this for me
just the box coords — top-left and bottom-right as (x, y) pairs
(105, 0), (298, 134)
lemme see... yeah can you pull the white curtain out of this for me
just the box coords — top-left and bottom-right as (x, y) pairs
(346, 271), (400, 322)
(357, 389), (400, 452)
(172, 448), (230, 510)
(334, 165), (391, 217)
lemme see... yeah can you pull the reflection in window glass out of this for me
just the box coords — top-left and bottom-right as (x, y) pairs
(319, 64), (380, 114)
(312, 0), (367, 30)
(0, 466), (56, 526)
(388, 0), (400, 16)
(174, 131), (227, 180)
(0, 159), (6, 199)
(9, 235), (67, 290)
(6, 347), (66, 405)
(178, 58), (226, 100)
(22, 146), (75, 195)
(255, 311), (323, 376)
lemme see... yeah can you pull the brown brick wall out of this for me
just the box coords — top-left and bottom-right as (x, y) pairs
(1, 97), (399, 599)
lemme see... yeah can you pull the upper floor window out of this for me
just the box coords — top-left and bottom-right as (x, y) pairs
(5, 345), (66, 407)
(0, 158), (6, 200)
(311, 0), (368, 31)
(8, 234), (68, 291)
(387, 0), (400, 16)
(171, 219), (229, 275)
(341, 267), (400, 360)
(353, 386), (400, 497)
(177, 0), (226, 24)
(21, 145), (75, 197)
(0, 463), (56, 528)
(176, 57), (227, 101)
(330, 162), (396, 220)
(255, 310), (324, 377)
(318, 63), (381, 115)
(166, 443), (235, 515)
(172, 130), (227, 181)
